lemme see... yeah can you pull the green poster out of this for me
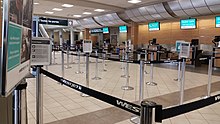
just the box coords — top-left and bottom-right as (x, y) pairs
(7, 23), (22, 71)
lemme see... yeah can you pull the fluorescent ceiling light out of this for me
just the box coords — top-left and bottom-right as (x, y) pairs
(83, 12), (92, 15)
(34, 2), (39, 5)
(74, 15), (82, 18)
(52, 8), (63, 11)
(94, 9), (105, 12)
(128, 0), (142, 4)
(62, 4), (74, 8)
(45, 11), (54, 14)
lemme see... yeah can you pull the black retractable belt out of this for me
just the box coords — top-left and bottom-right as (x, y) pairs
(40, 69), (141, 116)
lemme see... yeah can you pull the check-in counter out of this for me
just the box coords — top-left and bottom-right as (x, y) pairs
(213, 47), (220, 68)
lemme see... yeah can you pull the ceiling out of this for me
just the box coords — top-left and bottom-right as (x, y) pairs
(33, 0), (169, 19)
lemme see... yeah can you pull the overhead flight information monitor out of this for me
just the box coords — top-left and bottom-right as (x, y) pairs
(103, 27), (109, 34)
(119, 26), (127, 33)
(180, 19), (197, 29)
(216, 16), (220, 28)
(148, 22), (160, 31)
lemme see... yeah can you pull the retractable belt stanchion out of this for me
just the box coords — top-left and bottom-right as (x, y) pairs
(75, 49), (84, 74)
(70, 46), (74, 64)
(92, 50), (101, 80)
(61, 51), (65, 77)
(180, 59), (186, 105)
(174, 56), (181, 82)
(66, 46), (71, 69)
(102, 51), (107, 72)
(146, 52), (157, 86)
(131, 60), (145, 124)
(53, 50), (56, 64)
(121, 52), (134, 90)
(203, 57), (214, 98)
(140, 101), (156, 124)
(81, 53), (90, 97)
(36, 66), (43, 124)
(121, 49), (126, 77)
(144, 50), (148, 74)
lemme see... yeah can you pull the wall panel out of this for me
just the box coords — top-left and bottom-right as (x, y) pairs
(138, 15), (220, 45)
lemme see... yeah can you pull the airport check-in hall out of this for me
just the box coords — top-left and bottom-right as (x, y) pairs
(1, 0), (220, 124)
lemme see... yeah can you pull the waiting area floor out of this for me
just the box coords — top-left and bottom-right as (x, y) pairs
(26, 52), (220, 124)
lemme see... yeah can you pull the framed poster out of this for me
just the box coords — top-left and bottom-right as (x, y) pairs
(111, 35), (118, 46)
(0, 0), (33, 96)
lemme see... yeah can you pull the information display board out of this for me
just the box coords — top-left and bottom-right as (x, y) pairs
(148, 22), (160, 31)
(90, 28), (103, 34)
(83, 40), (93, 53)
(179, 42), (191, 58)
(180, 19), (197, 29)
(216, 16), (220, 28)
(31, 38), (51, 66)
(0, 0), (33, 96)
(119, 26), (127, 33)
(103, 27), (109, 34)
(39, 17), (68, 26)
(176, 40), (186, 53)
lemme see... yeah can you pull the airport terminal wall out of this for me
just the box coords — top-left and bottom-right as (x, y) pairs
(138, 15), (220, 45)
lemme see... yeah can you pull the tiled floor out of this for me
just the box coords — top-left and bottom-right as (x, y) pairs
(26, 52), (220, 124)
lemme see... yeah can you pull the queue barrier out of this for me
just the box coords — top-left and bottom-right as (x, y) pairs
(40, 68), (141, 116)
(154, 93), (220, 123)
(39, 67), (166, 124)
(61, 49), (184, 65)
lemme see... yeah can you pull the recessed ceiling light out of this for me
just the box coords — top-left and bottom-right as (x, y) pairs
(45, 11), (54, 14)
(83, 12), (92, 15)
(73, 15), (82, 18)
(34, 2), (39, 5)
(94, 9), (105, 12)
(52, 8), (63, 11)
(62, 4), (74, 8)
(128, 0), (142, 4)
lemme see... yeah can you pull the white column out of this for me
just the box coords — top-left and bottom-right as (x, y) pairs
(59, 30), (63, 46)
(70, 28), (75, 46)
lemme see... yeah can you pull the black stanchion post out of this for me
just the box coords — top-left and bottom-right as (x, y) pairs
(36, 66), (43, 124)
(140, 101), (156, 124)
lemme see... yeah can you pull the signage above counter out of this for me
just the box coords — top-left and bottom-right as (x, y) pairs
(216, 16), (220, 28)
(39, 17), (68, 26)
(180, 18), (197, 30)
(148, 22), (160, 31)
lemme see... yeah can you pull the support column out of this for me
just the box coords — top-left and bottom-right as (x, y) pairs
(70, 28), (75, 46)
(130, 22), (139, 48)
(83, 28), (90, 40)
(59, 30), (63, 46)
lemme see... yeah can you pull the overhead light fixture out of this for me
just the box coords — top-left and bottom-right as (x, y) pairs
(62, 4), (74, 8)
(128, 0), (142, 4)
(34, 2), (39, 5)
(73, 15), (82, 18)
(45, 11), (54, 14)
(94, 9), (105, 12)
(83, 12), (92, 15)
(52, 8), (63, 11)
